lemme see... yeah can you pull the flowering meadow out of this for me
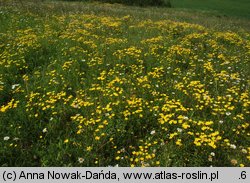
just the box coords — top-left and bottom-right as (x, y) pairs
(0, 1), (249, 167)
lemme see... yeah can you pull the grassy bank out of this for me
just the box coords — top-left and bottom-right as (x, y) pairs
(172, 0), (250, 19)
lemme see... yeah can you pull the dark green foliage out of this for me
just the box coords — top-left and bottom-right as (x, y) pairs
(99, 0), (168, 7)
(64, 0), (171, 7)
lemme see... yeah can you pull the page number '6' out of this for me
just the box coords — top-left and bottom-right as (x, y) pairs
(240, 171), (246, 179)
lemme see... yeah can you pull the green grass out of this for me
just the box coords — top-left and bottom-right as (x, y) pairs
(172, 0), (250, 19)
(0, 0), (249, 167)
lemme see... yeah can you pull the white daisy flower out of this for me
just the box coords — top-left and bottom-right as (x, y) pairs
(78, 157), (84, 164)
(42, 128), (48, 133)
(4, 136), (10, 141)
(230, 144), (236, 149)
(150, 130), (156, 135)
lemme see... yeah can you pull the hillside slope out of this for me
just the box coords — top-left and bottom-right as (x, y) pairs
(0, 1), (249, 167)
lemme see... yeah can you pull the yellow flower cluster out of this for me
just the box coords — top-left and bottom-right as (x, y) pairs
(0, 99), (19, 113)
